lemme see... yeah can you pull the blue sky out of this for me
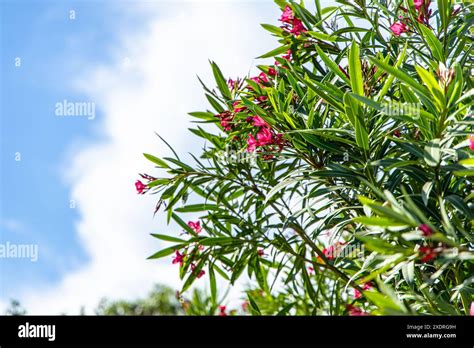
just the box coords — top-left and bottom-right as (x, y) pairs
(0, 0), (287, 313)
(0, 0), (117, 300)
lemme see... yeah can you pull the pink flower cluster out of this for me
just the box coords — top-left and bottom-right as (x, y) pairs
(279, 5), (307, 36)
(215, 110), (235, 132)
(354, 282), (373, 299)
(346, 304), (369, 316)
(419, 224), (433, 237)
(319, 241), (347, 261)
(172, 249), (205, 279)
(187, 220), (202, 234)
(390, 0), (432, 36)
(246, 118), (284, 159)
(419, 245), (442, 263)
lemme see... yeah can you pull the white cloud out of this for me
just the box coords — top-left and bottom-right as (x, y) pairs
(16, 0), (279, 314)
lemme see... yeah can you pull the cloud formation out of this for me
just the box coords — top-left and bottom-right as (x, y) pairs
(14, 1), (278, 314)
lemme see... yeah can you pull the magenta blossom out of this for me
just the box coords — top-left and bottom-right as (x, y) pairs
(190, 263), (205, 278)
(290, 18), (307, 36)
(187, 220), (202, 233)
(172, 250), (184, 266)
(419, 246), (438, 263)
(247, 134), (258, 152)
(135, 180), (147, 194)
(419, 224), (433, 237)
(268, 67), (277, 77)
(256, 127), (273, 146)
(219, 305), (227, 316)
(470, 302), (474, 316)
(233, 101), (246, 113)
(282, 49), (292, 61)
(469, 136), (474, 150)
(280, 5), (294, 23)
(252, 116), (269, 128)
(414, 0), (424, 10)
(346, 304), (368, 316)
(390, 22), (408, 36)
(258, 72), (269, 84)
(354, 282), (373, 299)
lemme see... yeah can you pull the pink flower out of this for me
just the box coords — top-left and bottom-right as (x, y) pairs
(215, 111), (234, 132)
(135, 180), (147, 194)
(268, 67), (277, 77)
(419, 224), (433, 237)
(322, 247), (335, 260)
(172, 250), (184, 266)
(219, 305), (227, 316)
(187, 220), (202, 233)
(354, 288), (362, 299)
(280, 5), (294, 24)
(419, 246), (437, 263)
(241, 301), (249, 312)
(470, 302), (474, 316)
(256, 95), (268, 102)
(257, 249), (264, 257)
(290, 18), (307, 36)
(247, 134), (258, 153)
(257, 127), (273, 146)
(258, 72), (269, 84)
(279, 5), (306, 37)
(190, 263), (205, 278)
(308, 267), (315, 274)
(346, 304), (368, 316)
(469, 136), (474, 150)
(390, 22), (408, 36)
(354, 282), (373, 299)
(414, 0), (424, 10)
(233, 101), (246, 113)
(282, 50), (292, 61)
(252, 116), (269, 128)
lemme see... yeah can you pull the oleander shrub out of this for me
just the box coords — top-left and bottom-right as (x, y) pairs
(137, 0), (474, 315)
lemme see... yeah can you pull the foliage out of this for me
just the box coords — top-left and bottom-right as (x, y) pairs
(4, 300), (27, 315)
(139, 0), (474, 315)
(95, 285), (183, 315)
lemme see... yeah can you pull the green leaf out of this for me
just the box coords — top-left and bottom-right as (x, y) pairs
(348, 41), (364, 96)
(307, 31), (337, 42)
(143, 153), (170, 168)
(357, 236), (407, 255)
(369, 56), (431, 100)
(209, 265), (217, 305)
(260, 23), (285, 36)
(258, 45), (290, 59)
(175, 204), (219, 212)
(424, 139), (441, 167)
(150, 234), (186, 243)
(211, 61), (231, 100)
(354, 216), (408, 227)
(418, 24), (444, 62)
(316, 46), (351, 85)
(147, 245), (183, 259)
(247, 293), (261, 315)
(377, 44), (407, 101)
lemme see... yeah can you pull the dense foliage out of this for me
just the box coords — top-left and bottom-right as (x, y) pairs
(138, 0), (474, 315)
